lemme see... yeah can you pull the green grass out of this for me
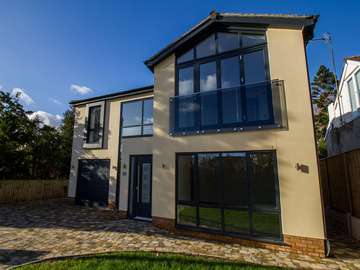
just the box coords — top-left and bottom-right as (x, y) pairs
(16, 252), (287, 270)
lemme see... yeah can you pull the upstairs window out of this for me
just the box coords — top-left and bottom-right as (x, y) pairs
(122, 98), (153, 137)
(348, 78), (357, 111)
(84, 101), (105, 148)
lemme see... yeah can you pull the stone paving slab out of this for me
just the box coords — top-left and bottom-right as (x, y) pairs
(0, 199), (359, 269)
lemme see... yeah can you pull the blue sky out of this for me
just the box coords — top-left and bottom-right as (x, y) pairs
(0, 0), (359, 118)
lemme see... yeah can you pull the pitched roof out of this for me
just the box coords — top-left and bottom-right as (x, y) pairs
(69, 85), (153, 105)
(144, 11), (319, 71)
(345, 56), (360, 62)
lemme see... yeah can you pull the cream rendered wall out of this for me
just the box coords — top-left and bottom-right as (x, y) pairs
(68, 92), (153, 210)
(152, 28), (325, 239)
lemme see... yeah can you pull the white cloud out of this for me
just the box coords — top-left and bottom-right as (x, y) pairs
(28, 111), (63, 128)
(11, 88), (34, 105)
(70, 84), (93, 95)
(49, 97), (63, 106)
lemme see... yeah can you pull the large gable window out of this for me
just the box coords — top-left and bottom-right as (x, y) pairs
(172, 30), (274, 136)
(121, 98), (153, 137)
(84, 101), (105, 148)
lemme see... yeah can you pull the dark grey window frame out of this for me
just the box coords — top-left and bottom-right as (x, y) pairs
(121, 97), (153, 138)
(83, 101), (105, 149)
(175, 150), (283, 243)
(173, 29), (273, 135)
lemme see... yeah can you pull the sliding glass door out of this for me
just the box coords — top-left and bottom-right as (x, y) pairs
(176, 150), (282, 241)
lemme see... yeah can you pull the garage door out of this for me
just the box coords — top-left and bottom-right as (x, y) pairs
(75, 159), (110, 207)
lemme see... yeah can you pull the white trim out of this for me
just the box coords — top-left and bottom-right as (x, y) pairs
(83, 101), (105, 149)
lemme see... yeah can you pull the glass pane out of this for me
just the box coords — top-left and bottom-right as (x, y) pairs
(222, 87), (242, 124)
(198, 153), (220, 203)
(177, 49), (194, 63)
(89, 106), (101, 129)
(246, 82), (271, 122)
(87, 130), (99, 144)
(177, 205), (197, 226)
(177, 96), (196, 129)
(178, 66), (194, 96)
(250, 152), (277, 208)
(122, 101), (142, 126)
(143, 99), (153, 124)
(221, 56), (240, 88)
(142, 125), (153, 135)
(222, 153), (248, 205)
(141, 163), (151, 203)
(199, 207), (221, 230)
(253, 212), (280, 236)
(356, 71), (360, 95)
(200, 91), (218, 126)
(224, 209), (249, 234)
(244, 50), (267, 85)
(177, 155), (193, 202)
(348, 78), (357, 111)
(242, 34), (266, 48)
(196, 34), (216, 58)
(218, 32), (239, 53)
(122, 126), (141, 137)
(200, 62), (217, 91)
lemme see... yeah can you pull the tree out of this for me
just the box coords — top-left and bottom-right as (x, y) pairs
(0, 91), (74, 179)
(311, 65), (337, 157)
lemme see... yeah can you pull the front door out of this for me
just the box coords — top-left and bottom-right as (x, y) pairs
(130, 155), (152, 219)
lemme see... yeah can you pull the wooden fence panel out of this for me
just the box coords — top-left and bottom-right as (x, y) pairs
(0, 180), (68, 204)
(319, 160), (330, 208)
(326, 155), (349, 212)
(346, 151), (360, 218)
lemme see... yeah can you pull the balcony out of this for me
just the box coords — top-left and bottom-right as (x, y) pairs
(169, 80), (287, 136)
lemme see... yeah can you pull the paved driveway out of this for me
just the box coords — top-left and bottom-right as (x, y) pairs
(0, 199), (359, 270)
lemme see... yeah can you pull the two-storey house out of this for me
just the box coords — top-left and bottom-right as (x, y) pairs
(68, 12), (326, 257)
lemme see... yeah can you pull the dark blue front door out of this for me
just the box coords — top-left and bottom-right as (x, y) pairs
(131, 155), (152, 219)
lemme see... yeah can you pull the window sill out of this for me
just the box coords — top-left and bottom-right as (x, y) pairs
(83, 142), (103, 149)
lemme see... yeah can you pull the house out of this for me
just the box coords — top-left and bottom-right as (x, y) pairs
(68, 12), (326, 257)
(326, 56), (360, 156)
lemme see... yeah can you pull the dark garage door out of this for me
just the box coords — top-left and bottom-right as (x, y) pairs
(76, 159), (110, 207)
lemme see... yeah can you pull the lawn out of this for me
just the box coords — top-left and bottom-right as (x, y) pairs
(16, 252), (287, 270)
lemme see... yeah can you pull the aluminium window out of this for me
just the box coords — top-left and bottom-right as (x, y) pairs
(84, 101), (105, 148)
(121, 98), (153, 137)
(176, 151), (282, 241)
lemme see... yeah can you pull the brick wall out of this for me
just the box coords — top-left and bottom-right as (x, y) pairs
(152, 216), (325, 257)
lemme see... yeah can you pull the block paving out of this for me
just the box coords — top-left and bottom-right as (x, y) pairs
(0, 199), (359, 269)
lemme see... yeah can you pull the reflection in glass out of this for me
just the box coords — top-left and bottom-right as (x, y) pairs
(244, 50), (267, 84)
(199, 207), (221, 230)
(224, 210), (249, 233)
(122, 101), (142, 126)
(198, 153), (220, 203)
(200, 62), (217, 91)
(246, 83), (270, 122)
(196, 34), (216, 58)
(218, 32), (239, 53)
(87, 105), (101, 143)
(221, 56), (240, 88)
(143, 99), (153, 124)
(177, 49), (194, 63)
(178, 96), (196, 128)
(250, 152), (276, 208)
(242, 35), (266, 47)
(177, 155), (193, 202)
(253, 212), (280, 236)
(178, 67), (194, 96)
(177, 205), (197, 226)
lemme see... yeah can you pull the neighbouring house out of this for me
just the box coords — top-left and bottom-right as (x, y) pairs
(326, 56), (360, 156)
(68, 12), (326, 257)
